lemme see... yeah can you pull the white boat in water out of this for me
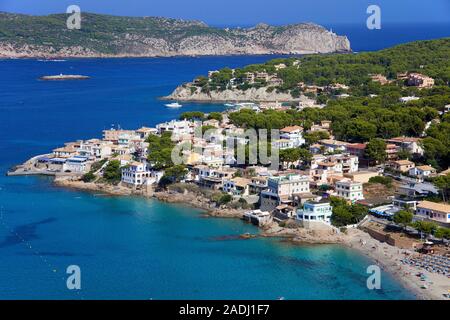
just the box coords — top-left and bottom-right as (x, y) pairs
(224, 103), (235, 107)
(165, 102), (182, 108)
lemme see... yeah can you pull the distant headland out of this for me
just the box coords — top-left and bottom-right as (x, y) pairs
(0, 12), (351, 58)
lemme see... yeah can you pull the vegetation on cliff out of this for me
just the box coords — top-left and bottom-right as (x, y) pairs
(176, 38), (450, 98)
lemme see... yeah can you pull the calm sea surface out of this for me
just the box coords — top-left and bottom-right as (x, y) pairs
(0, 47), (421, 299)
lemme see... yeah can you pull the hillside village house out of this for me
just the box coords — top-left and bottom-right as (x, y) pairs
(136, 127), (157, 140)
(102, 129), (135, 143)
(386, 137), (424, 156)
(407, 73), (435, 88)
(416, 201), (450, 226)
(260, 173), (310, 211)
(335, 178), (364, 202)
(279, 126), (305, 147)
(156, 119), (195, 139)
(409, 165), (437, 178)
(386, 144), (399, 161)
(389, 159), (415, 173)
(296, 200), (333, 226)
(318, 139), (348, 153)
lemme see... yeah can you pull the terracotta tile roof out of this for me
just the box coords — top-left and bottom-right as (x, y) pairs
(280, 125), (303, 133)
(417, 201), (450, 213)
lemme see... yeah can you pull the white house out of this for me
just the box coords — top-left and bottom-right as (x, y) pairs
(280, 125), (305, 147)
(223, 177), (251, 196)
(386, 137), (423, 156)
(156, 119), (195, 137)
(272, 139), (296, 150)
(63, 156), (90, 173)
(318, 139), (348, 153)
(296, 200), (333, 225)
(335, 178), (364, 202)
(409, 165), (437, 178)
(121, 161), (163, 186)
(260, 174), (310, 211)
(416, 201), (450, 226)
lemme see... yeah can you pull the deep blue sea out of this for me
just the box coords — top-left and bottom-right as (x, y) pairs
(0, 44), (426, 298)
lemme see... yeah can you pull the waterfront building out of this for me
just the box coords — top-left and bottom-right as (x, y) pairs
(63, 156), (90, 173)
(296, 200), (333, 226)
(248, 176), (268, 195)
(223, 177), (251, 196)
(335, 178), (364, 202)
(260, 173), (310, 211)
(416, 201), (450, 226)
(121, 161), (163, 186)
(52, 145), (78, 158)
(78, 139), (113, 160)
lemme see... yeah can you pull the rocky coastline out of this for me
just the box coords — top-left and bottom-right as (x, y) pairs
(0, 12), (351, 59)
(50, 176), (447, 300)
(163, 86), (308, 102)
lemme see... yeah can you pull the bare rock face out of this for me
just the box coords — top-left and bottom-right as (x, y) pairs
(0, 12), (351, 58)
(165, 86), (314, 102)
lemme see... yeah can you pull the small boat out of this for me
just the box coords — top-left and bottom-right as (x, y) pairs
(165, 102), (182, 108)
(224, 103), (235, 107)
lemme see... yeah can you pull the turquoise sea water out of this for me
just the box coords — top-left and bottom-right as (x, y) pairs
(0, 57), (416, 299)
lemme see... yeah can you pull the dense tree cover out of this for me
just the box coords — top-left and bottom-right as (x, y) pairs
(365, 138), (387, 164)
(179, 111), (205, 121)
(103, 160), (122, 184)
(421, 120), (450, 169)
(81, 171), (96, 183)
(279, 148), (312, 169)
(192, 38), (449, 98)
(393, 210), (413, 227)
(146, 132), (175, 170)
(159, 164), (188, 187)
(410, 220), (438, 236)
(432, 173), (450, 202)
(207, 112), (223, 122)
(329, 196), (367, 227)
(303, 131), (329, 145)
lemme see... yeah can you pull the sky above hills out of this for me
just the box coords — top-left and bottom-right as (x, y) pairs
(1, 0), (449, 26)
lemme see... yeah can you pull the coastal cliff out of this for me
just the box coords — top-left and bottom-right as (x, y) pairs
(164, 86), (310, 102)
(0, 12), (351, 58)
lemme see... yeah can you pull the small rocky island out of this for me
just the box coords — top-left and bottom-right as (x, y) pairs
(39, 74), (90, 81)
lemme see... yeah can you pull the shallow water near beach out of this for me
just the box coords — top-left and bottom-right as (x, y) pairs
(0, 56), (416, 299)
